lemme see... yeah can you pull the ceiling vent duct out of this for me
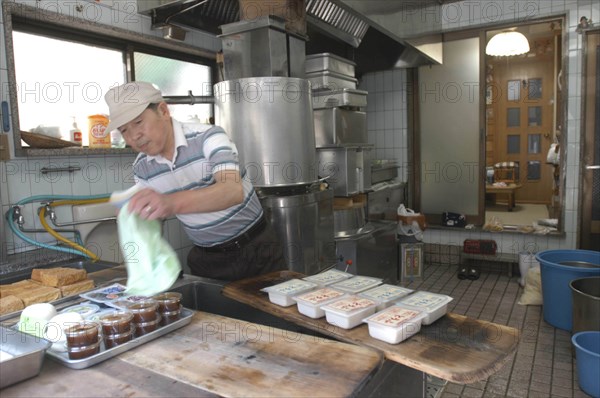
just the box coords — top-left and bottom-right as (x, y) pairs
(305, 0), (369, 48)
(137, 0), (444, 73)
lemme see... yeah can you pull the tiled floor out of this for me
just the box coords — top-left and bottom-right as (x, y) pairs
(404, 262), (590, 398)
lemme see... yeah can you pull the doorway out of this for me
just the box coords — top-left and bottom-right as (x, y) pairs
(580, 29), (600, 250)
(484, 20), (563, 228)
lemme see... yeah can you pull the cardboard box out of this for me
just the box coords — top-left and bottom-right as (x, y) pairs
(239, 0), (306, 35)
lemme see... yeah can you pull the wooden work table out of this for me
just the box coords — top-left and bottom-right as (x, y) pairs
(223, 271), (520, 385)
(2, 311), (383, 397)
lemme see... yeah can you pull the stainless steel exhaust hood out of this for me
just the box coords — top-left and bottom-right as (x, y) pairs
(137, 0), (445, 73)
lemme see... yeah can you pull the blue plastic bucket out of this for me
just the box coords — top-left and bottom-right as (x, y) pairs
(536, 250), (600, 331)
(572, 331), (600, 398)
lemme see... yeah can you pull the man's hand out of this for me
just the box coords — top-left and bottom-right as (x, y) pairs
(127, 188), (174, 220)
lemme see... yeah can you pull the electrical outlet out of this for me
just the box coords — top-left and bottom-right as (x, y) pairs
(0, 134), (10, 161)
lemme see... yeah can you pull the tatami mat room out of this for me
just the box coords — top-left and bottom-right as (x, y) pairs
(406, 262), (589, 398)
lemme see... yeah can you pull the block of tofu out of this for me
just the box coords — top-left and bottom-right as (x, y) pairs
(0, 280), (41, 298)
(31, 268), (59, 283)
(36, 267), (87, 287)
(0, 295), (25, 315)
(16, 286), (61, 306)
(59, 279), (95, 297)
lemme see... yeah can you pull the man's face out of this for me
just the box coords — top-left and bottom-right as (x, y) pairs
(119, 103), (171, 156)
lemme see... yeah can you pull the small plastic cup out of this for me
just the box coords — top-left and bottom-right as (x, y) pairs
(67, 339), (101, 360)
(104, 328), (134, 349)
(125, 299), (158, 323)
(134, 314), (162, 337)
(152, 292), (183, 312)
(64, 321), (100, 348)
(159, 308), (181, 326)
(99, 311), (133, 335)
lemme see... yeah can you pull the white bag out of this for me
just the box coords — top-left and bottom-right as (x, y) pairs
(546, 143), (560, 165)
(397, 204), (425, 241)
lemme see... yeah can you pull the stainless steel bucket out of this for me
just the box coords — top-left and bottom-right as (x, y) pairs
(570, 277), (600, 334)
(214, 77), (317, 187)
(334, 206), (366, 237)
(259, 188), (335, 275)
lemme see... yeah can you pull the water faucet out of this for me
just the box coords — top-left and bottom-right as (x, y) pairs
(11, 206), (24, 226)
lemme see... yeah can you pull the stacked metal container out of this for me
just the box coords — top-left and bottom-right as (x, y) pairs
(309, 53), (372, 197)
(309, 53), (398, 283)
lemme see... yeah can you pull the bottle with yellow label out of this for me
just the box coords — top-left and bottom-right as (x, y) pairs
(87, 114), (110, 148)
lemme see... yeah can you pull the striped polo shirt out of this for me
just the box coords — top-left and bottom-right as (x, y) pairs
(132, 119), (263, 247)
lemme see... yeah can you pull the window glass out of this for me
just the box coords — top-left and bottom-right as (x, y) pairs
(527, 160), (541, 180)
(528, 134), (541, 154)
(507, 80), (520, 101)
(13, 31), (125, 146)
(507, 108), (520, 127)
(528, 78), (542, 99)
(507, 135), (520, 154)
(528, 106), (542, 126)
(134, 52), (213, 123)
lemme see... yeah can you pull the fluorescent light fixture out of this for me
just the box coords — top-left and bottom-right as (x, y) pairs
(486, 32), (530, 57)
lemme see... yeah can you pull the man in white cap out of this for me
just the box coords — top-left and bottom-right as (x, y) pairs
(105, 81), (285, 280)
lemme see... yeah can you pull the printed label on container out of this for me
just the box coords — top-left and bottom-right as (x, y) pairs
(328, 297), (375, 313)
(368, 307), (421, 327)
(303, 270), (351, 284)
(332, 276), (381, 292)
(297, 288), (344, 305)
(361, 285), (411, 301)
(263, 279), (316, 295)
(80, 283), (128, 303)
(401, 292), (447, 309)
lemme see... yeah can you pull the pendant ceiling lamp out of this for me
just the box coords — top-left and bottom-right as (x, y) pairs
(486, 31), (530, 56)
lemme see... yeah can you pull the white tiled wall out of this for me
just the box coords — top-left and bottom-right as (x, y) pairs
(0, 0), (214, 266)
(358, 69), (409, 181)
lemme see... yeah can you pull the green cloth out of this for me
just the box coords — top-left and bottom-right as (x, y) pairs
(117, 204), (181, 296)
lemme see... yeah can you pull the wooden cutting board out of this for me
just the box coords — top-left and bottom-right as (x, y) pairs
(119, 312), (383, 397)
(222, 271), (520, 384)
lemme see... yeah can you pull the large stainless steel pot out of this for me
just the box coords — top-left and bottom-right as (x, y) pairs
(214, 77), (317, 187)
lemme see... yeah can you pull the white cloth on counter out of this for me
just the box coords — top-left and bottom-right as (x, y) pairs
(117, 203), (181, 296)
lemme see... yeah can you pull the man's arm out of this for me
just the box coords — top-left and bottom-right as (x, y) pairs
(127, 169), (244, 219)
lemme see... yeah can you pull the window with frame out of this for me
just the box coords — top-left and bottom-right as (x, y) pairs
(11, 25), (214, 148)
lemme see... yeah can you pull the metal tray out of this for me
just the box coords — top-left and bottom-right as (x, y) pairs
(0, 326), (52, 388)
(306, 71), (358, 91)
(305, 53), (356, 76)
(312, 88), (367, 109)
(46, 308), (194, 369)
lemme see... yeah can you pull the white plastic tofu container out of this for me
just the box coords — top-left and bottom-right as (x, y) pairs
(302, 269), (353, 286)
(358, 284), (414, 312)
(363, 305), (427, 344)
(330, 276), (383, 294)
(260, 279), (318, 307)
(292, 287), (346, 318)
(396, 291), (453, 325)
(321, 295), (378, 329)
